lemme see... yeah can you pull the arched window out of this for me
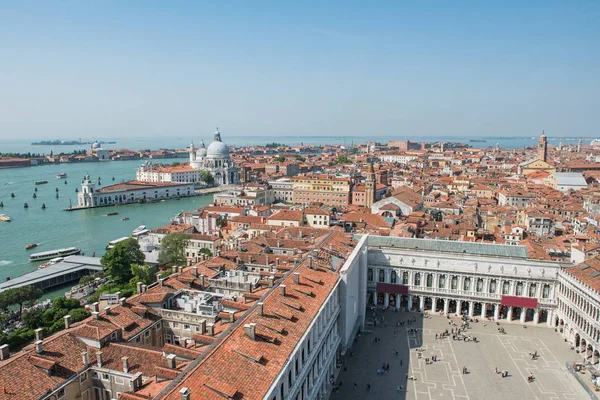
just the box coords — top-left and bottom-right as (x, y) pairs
(368, 268), (373, 282)
(503, 281), (510, 295)
(528, 284), (537, 297)
(463, 278), (471, 291)
(489, 280), (497, 294)
(426, 274), (433, 288)
(438, 275), (446, 289)
(476, 278), (484, 292)
(516, 282), (524, 296)
(542, 284), (550, 298)
(414, 273), (421, 286)
(378, 269), (385, 283)
(390, 271), (397, 284)
(451, 276), (458, 290)
(402, 272), (409, 285)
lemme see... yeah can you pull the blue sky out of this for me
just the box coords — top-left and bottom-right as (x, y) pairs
(0, 1), (598, 139)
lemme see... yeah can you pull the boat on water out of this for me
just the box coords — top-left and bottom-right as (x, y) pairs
(132, 225), (147, 235)
(107, 211), (119, 216)
(469, 139), (487, 143)
(106, 236), (131, 250)
(35, 180), (48, 185)
(56, 172), (67, 179)
(38, 257), (64, 269)
(172, 197), (180, 200)
(25, 243), (38, 250)
(30, 247), (81, 261)
(0, 214), (10, 222)
(121, 217), (129, 221)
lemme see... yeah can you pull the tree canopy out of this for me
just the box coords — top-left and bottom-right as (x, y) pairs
(157, 232), (191, 267)
(0, 286), (42, 313)
(274, 155), (285, 162)
(336, 155), (351, 164)
(200, 170), (214, 185)
(101, 238), (145, 284)
(130, 263), (155, 285)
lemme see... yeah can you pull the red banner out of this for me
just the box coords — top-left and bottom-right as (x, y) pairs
(376, 282), (409, 295)
(501, 296), (538, 309)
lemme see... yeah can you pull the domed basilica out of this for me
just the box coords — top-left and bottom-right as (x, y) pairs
(189, 128), (239, 185)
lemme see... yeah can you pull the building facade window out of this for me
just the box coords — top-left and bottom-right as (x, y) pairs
(438, 275), (446, 289)
(503, 281), (510, 295)
(426, 274), (433, 288)
(451, 276), (458, 290)
(542, 284), (550, 298)
(489, 280), (497, 294)
(391, 271), (397, 284)
(368, 268), (373, 282)
(414, 273), (421, 286)
(516, 282), (523, 296)
(463, 278), (471, 291)
(476, 278), (484, 292)
(528, 284), (536, 297)
(402, 272), (409, 285)
(378, 269), (385, 283)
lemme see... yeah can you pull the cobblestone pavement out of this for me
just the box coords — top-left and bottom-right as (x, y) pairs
(333, 311), (589, 400)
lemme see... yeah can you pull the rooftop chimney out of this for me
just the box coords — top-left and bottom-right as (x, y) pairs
(276, 257), (280, 266)
(119, 297), (126, 306)
(265, 255), (269, 266)
(166, 353), (176, 369)
(280, 284), (287, 296)
(35, 328), (44, 342)
(308, 255), (313, 269)
(122, 356), (129, 373)
(64, 315), (72, 329)
(179, 388), (190, 400)
(244, 323), (256, 340)
(199, 274), (206, 288)
(35, 340), (43, 354)
(268, 276), (274, 287)
(257, 302), (264, 316)
(142, 284), (148, 292)
(0, 344), (9, 360)
(159, 278), (165, 287)
(96, 351), (103, 368)
(199, 320), (206, 334)
(115, 291), (122, 300)
(92, 311), (99, 320)
(192, 267), (198, 277)
(82, 351), (89, 367)
(156, 273), (162, 282)
(92, 302), (99, 312)
(104, 306), (111, 316)
(293, 272), (300, 284)
(207, 324), (214, 336)
(229, 311), (235, 323)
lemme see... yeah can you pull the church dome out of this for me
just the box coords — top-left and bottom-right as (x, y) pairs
(196, 139), (207, 158)
(206, 128), (230, 158)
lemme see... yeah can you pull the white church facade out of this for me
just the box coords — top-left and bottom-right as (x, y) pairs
(189, 128), (239, 186)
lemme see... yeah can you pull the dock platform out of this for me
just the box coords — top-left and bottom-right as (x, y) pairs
(0, 256), (103, 292)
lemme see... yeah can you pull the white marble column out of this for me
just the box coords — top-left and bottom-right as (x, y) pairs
(533, 310), (539, 324)
(468, 302), (474, 318)
(384, 293), (389, 308)
(520, 308), (526, 323)
(395, 296), (400, 311)
(432, 297), (438, 312)
(456, 300), (462, 316)
(494, 304), (500, 321)
(546, 309), (553, 327)
(408, 295), (413, 311)
(481, 303), (487, 319)
(507, 306), (513, 321)
(443, 299), (449, 315)
(419, 296), (425, 312)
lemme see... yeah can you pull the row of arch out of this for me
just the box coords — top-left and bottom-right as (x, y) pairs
(555, 317), (600, 365)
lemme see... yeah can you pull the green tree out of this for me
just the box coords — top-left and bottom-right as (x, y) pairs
(157, 233), (191, 266)
(52, 297), (81, 310)
(130, 263), (154, 285)
(295, 155), (306, 162)
(274, 155), (285, 162)
(200, 170), (214, 185)
(0, 286), (42, 313)
(216, 215), (228, 228)
(199, 248), (213, 258)
(171, 162), (181, 167)
(336, 155), (351, 164)
(70, 308), (90, 322)
(22, 309), (44, 329)
(101, 238), (145, 284)
(79, 275), (95, 285)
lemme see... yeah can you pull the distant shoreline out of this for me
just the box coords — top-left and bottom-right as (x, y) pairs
(31, 140), (117, 145)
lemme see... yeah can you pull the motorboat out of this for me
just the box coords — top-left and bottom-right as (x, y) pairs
(107, 212), (119, 216)
(35, 180), (48, 185)
(25, 243), (38, 250)
(38, 257), (64, 269)
(0, 214), (10, 222)
(56, 172), (67, 179)
(132, 225), (147, 235)
(121, 217), (129, 221)
(30, 247), (80, 261)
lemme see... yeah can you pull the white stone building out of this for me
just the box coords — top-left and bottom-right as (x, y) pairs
(189, 128), (239, 186)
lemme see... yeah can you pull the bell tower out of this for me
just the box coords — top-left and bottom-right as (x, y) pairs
(538, 132), (548, 162)
(365, 162), (376, 208)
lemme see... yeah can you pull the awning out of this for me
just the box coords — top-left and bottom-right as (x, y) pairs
(376, 282), (409, 295)
(501, 296), (538, 309)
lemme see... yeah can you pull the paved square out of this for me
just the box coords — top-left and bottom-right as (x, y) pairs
(333, 311), (588, 400)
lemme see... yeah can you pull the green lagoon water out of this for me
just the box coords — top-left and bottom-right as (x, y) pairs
(0, 158), (213, 296)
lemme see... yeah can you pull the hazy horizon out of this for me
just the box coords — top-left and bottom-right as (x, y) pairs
(1, 1), (599, 139)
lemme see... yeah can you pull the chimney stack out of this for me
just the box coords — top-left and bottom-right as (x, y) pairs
(96, 351), (103, 368)
(35, 328), (44, 342)
(137, 282), (143, 294)
(115, 291), (122, 301)
(293, 272), (300, 284)
(64, 315), (72, 329)
(280, 284), (286, 296)
(159, 278), (165, 287)
(0, 344), (9, 360)
(207, 324), (214, 336)
(119, 297), (126, 306)
(179, 388), (190, 400)
(35, 340), (43, 354)
(104, 306), (111, 316)
(92, 302), (99, 312)
(276, 257), (280, 266)
(192, 267), (198, 277)
(199, 275), (205, 288)
(82, 351), (89, 367)
(166, 353), (176, 369)
(268, 276), (274, 287)
(308, 255), (313, 269)
(229, 311), (235, 323)
(92, 311), (99, 320)
(156, 273), (162, 283)
(122, 356), (129, 373)
(199, 320), (206, 334)
(257, 302), (264, 316)
(142, 284), (148, 292)
(244, 323), (256, 340)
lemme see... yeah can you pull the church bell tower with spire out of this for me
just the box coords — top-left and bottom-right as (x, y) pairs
(538, 131), (548, 162)
(365, 162), (376, 208)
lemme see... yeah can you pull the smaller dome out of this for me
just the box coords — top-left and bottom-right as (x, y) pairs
(91, 141), (100, 150)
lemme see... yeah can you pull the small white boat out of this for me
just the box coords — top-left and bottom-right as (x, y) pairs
(38, 257), (64, 269)
(0, 214), (10, 222)
(56, 172), (67, 179)
(132, 225), (147, 235)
